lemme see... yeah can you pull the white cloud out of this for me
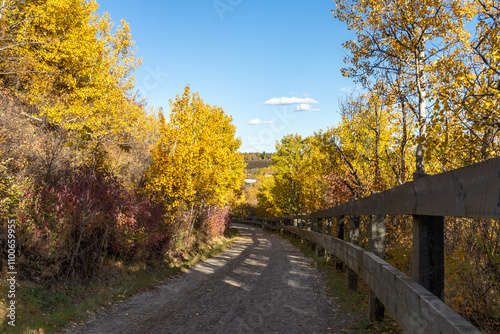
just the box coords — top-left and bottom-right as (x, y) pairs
(295, 104), (310, 111)
(263, 97), (319, 105)
(295, 104), (320, 112)
(247, 118), (275, 125)
(339, 86), (359, 93)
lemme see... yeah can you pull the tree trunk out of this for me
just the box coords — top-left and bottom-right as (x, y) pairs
(374, 101), (382, 190)
(400, 98), (407, 182)
(0, 0), (6, 21)
(415, 36), (428, 173)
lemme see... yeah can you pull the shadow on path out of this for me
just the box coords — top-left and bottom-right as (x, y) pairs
(65, 224), (353, 334)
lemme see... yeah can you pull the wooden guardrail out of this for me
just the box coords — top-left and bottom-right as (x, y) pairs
(234, 156), (500, 334)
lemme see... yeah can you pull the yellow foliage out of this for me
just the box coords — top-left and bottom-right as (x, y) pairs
(333, 0), (476, 172)
(145, 86), (245, 219)
(257, 90), (413, 216)
(1, 0), (144, 142)
(429, 1), (500, 169)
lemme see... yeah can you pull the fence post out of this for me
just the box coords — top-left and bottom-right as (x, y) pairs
(324, 217), (333, 264)
(412, 172), (445, 301)
(315, 218), (325, 256)
(336, 216), (345, 239)
(305, 218), (316, 249)
(335, 216), (345, 271)
(299, 218), (304, 244)
(347, 215), (360, 290)
(369, 213), (386, 321)
(326, 217), (332, 235)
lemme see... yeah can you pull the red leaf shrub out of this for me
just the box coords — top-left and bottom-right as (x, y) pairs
(110, 193), (169, 260)
(199, 205), (230, 239)
(19, 164), (169, 280)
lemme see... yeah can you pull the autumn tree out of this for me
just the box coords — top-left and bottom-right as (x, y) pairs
(297, 135), (335, 212)
(145, 86), (245, 236)
(333, 0), (476, 173)
(256, 171), (280, 217)
(0, 1), (178, 280)
(0, 0), (145, 144)
(429, 0), (500, 169)
(268, 134), (306, 215)
(316, 91), (397, 203)
(256, 134), (325, 216)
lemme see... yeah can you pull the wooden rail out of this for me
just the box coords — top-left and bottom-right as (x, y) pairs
(234, 156), (500, 334)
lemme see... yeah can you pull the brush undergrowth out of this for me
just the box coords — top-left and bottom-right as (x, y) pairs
(0, 228), (239, 334)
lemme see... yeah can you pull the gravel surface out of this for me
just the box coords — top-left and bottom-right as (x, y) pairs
(64, 223), (354, 334)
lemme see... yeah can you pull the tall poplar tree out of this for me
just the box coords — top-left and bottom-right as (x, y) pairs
(145, 86), (245, 230)
(333, 0), (476, 173)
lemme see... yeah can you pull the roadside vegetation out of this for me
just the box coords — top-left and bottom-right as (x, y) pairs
(234, 1), (500, 332)
(1, 0), (499, 332)
(0, 1), (244, 332)
(1, 228), (238, 333)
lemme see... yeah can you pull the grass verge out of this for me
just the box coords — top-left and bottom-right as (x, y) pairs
(274, 229), (403, 334)
(0, 228), (239, 334)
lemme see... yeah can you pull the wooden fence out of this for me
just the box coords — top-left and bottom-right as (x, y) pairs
(234, 157), (500, 334)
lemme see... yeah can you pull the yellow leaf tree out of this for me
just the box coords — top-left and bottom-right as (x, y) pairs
(334, 0), (476, 173)
(145, 86), (245, 235)
(0, 0), (144, 143)
(429, 0), (500, 169)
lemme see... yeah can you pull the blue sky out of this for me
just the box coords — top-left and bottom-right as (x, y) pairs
(96, 0), (357, 152)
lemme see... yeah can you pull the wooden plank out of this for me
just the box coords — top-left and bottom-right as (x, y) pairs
(309, 157), (500, 219)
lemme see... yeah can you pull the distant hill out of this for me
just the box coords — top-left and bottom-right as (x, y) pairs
(244, 159), (272, 170)
(242, 152), (274, 160)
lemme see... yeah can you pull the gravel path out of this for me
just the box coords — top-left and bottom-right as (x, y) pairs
(65, 223), (354, 334)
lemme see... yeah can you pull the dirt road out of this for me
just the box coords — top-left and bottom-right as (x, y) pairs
(65, 223), (353, 334)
